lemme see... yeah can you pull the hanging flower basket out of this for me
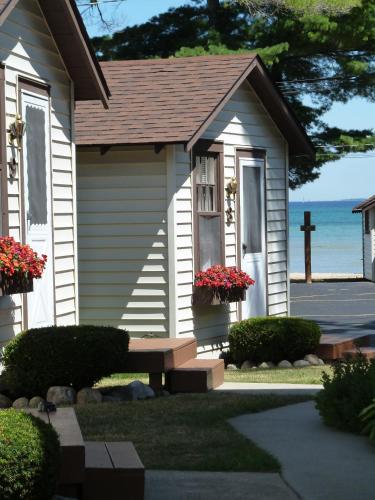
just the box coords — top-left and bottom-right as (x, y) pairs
(192, 265), (255, 306)
(0, 237), (47, 297)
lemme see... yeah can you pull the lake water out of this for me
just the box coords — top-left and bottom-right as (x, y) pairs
(289, 200), (363, 274)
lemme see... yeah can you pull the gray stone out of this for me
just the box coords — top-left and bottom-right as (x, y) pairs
(304, 354), (320, 366)
(46, 386), (76, 406)
(0, 393), (11, 408)
(12, 397), (29, 409)
(318, 358), (325, 366)
(241, 360), (254, 370)
(29, 396), (45, 409)
(293, 360), (310, 368)
(226, 364), (238, 371)
(258, 362), (270, 369)
(278, 360), (293, 368)
(124, 380), (155, 401)
(77, 387), (103, 405)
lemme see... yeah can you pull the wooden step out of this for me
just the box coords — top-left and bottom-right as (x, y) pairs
(316, 334), (371, 360)
(84, 441), (144, 500)
(343, 347), (375, 360)
(166, 358), (224, 393)
(125, 338), (197, 373)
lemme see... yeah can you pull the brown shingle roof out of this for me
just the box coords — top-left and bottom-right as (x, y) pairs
(75, 55), (314, 157)
(0, 0), (109, 106)
(352, 196), (375, 213)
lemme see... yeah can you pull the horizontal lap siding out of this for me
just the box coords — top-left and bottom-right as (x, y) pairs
(174, 82), (288, 352)
(205, 82), (288, 317)
(0, 0), (76, 343)
(77, 147), (169, 337)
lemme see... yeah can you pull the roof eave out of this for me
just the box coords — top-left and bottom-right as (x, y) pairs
(186, 55), (315, 160)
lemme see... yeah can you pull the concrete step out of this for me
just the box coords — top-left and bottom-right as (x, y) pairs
(166, 358), (224, 393)
(343, 347), (375, 360)
(84, 441), (144, 500)
(125, 338), (197, 373)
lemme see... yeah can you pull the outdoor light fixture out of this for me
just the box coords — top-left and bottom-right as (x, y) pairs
(226, 176), (238, 198)
(9, 114), (26, 150)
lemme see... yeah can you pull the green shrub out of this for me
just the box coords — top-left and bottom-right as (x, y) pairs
(0, 409), (60, 500)
(228, 317), (321, 364)
(360, 398), (375, 443)
(2, 325), (129, 397)
(316, 356), (375, 433)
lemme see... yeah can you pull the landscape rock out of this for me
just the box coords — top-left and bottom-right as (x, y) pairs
(278, 360), (293, 368)
(124, 380), (155, 401)
(293, 359), (310, 368)
(12, 397), (29, 409)
(46, 386), (76, 406)
(29, 396), (45, 409)
(77, 388), (103, 405)
(318, 358), (325, 366)
(241, 360), (254, 370)
(258, 362), (270, 369)
(304, 354), (321, 366)
(0, 394), (11, 408)
(226, 364), (238, 371)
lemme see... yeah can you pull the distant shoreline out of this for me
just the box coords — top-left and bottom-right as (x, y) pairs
(290, 198), (364, 204)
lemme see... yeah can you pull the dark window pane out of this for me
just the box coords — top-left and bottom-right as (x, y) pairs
(26, 105), (47, 225)
(243, 166), (262, 253)
(196, 155), (217, 212)
(199, 215), (221, 270)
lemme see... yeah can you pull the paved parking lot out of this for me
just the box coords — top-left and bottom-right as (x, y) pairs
(291, 281), (375, 341)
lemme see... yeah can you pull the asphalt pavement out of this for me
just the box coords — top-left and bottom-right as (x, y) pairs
(291, 281), (375, 341)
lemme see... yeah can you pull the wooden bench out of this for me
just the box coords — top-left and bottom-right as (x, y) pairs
(27, 408), (85, 498)
(166, 358), (224, 393)
(84, 441), (145, 500)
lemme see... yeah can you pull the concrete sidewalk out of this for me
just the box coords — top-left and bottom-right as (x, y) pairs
(216, 381), (322, 396)
(230, 401), (375, 500)
(145, 471), (299, 500)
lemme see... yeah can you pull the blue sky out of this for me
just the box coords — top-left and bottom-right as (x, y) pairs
(85, 0), (375, 202)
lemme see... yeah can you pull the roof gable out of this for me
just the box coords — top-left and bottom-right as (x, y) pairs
(0, 0), (109, 106)
(75, 54), (314, 158)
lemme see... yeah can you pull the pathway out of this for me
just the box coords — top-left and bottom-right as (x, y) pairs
(291, 281), (375, 342)
(230, 401), (375, 500)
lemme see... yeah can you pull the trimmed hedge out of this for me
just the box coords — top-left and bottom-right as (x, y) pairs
(1, 325), (129, 398)
(0, 409), (60, 500)
(228, 317), (321, 364)
(316, 356), (375, 433)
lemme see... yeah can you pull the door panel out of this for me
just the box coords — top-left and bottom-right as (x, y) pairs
(21, 89), (54, 328)
(240, 157), (267, 318)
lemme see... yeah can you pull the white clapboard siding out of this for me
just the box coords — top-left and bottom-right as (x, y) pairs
(0, 0), (77, 343)
(172, 81), (288, 352)
(77, 147), (169, 338)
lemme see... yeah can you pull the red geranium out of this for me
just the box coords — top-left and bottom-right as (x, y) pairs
(194, 265), (255, 291)
(0, 237), (47, 279)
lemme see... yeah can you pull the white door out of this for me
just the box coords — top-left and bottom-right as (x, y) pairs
(21, 90), (54, 328)
(239, 157), (267, 318)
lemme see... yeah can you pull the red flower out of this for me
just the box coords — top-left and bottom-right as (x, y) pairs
(0, 237), (47, 279)
(194, 265), (255, 291)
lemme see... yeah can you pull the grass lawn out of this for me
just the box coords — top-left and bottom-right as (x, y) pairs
(96, 365), (331, 389)
(76, 392), (310, 472)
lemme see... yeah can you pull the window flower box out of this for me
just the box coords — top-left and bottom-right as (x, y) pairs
(192, 265), (254, 306)
(0, 272), (33, 296)
(0, 237), (47, 296)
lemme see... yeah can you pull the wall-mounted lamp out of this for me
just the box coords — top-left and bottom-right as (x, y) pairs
(225, 176), (238, 199)
(9, 114), (26, 150)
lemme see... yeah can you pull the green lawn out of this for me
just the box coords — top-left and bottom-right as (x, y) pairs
(76, 393), (310, 472)
(97, 365), (331, 389)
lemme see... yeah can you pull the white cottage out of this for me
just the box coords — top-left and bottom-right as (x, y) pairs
(0, 0), (108, 347)
(353, 196), (375, 281)
(75, 55), (314, 355)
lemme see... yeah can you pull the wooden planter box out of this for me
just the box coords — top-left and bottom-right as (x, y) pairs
(192, 286), (245, 306)
(0, 272), (33, 296)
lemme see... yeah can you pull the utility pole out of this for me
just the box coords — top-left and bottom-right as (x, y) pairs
(300, 211), (316, 284)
